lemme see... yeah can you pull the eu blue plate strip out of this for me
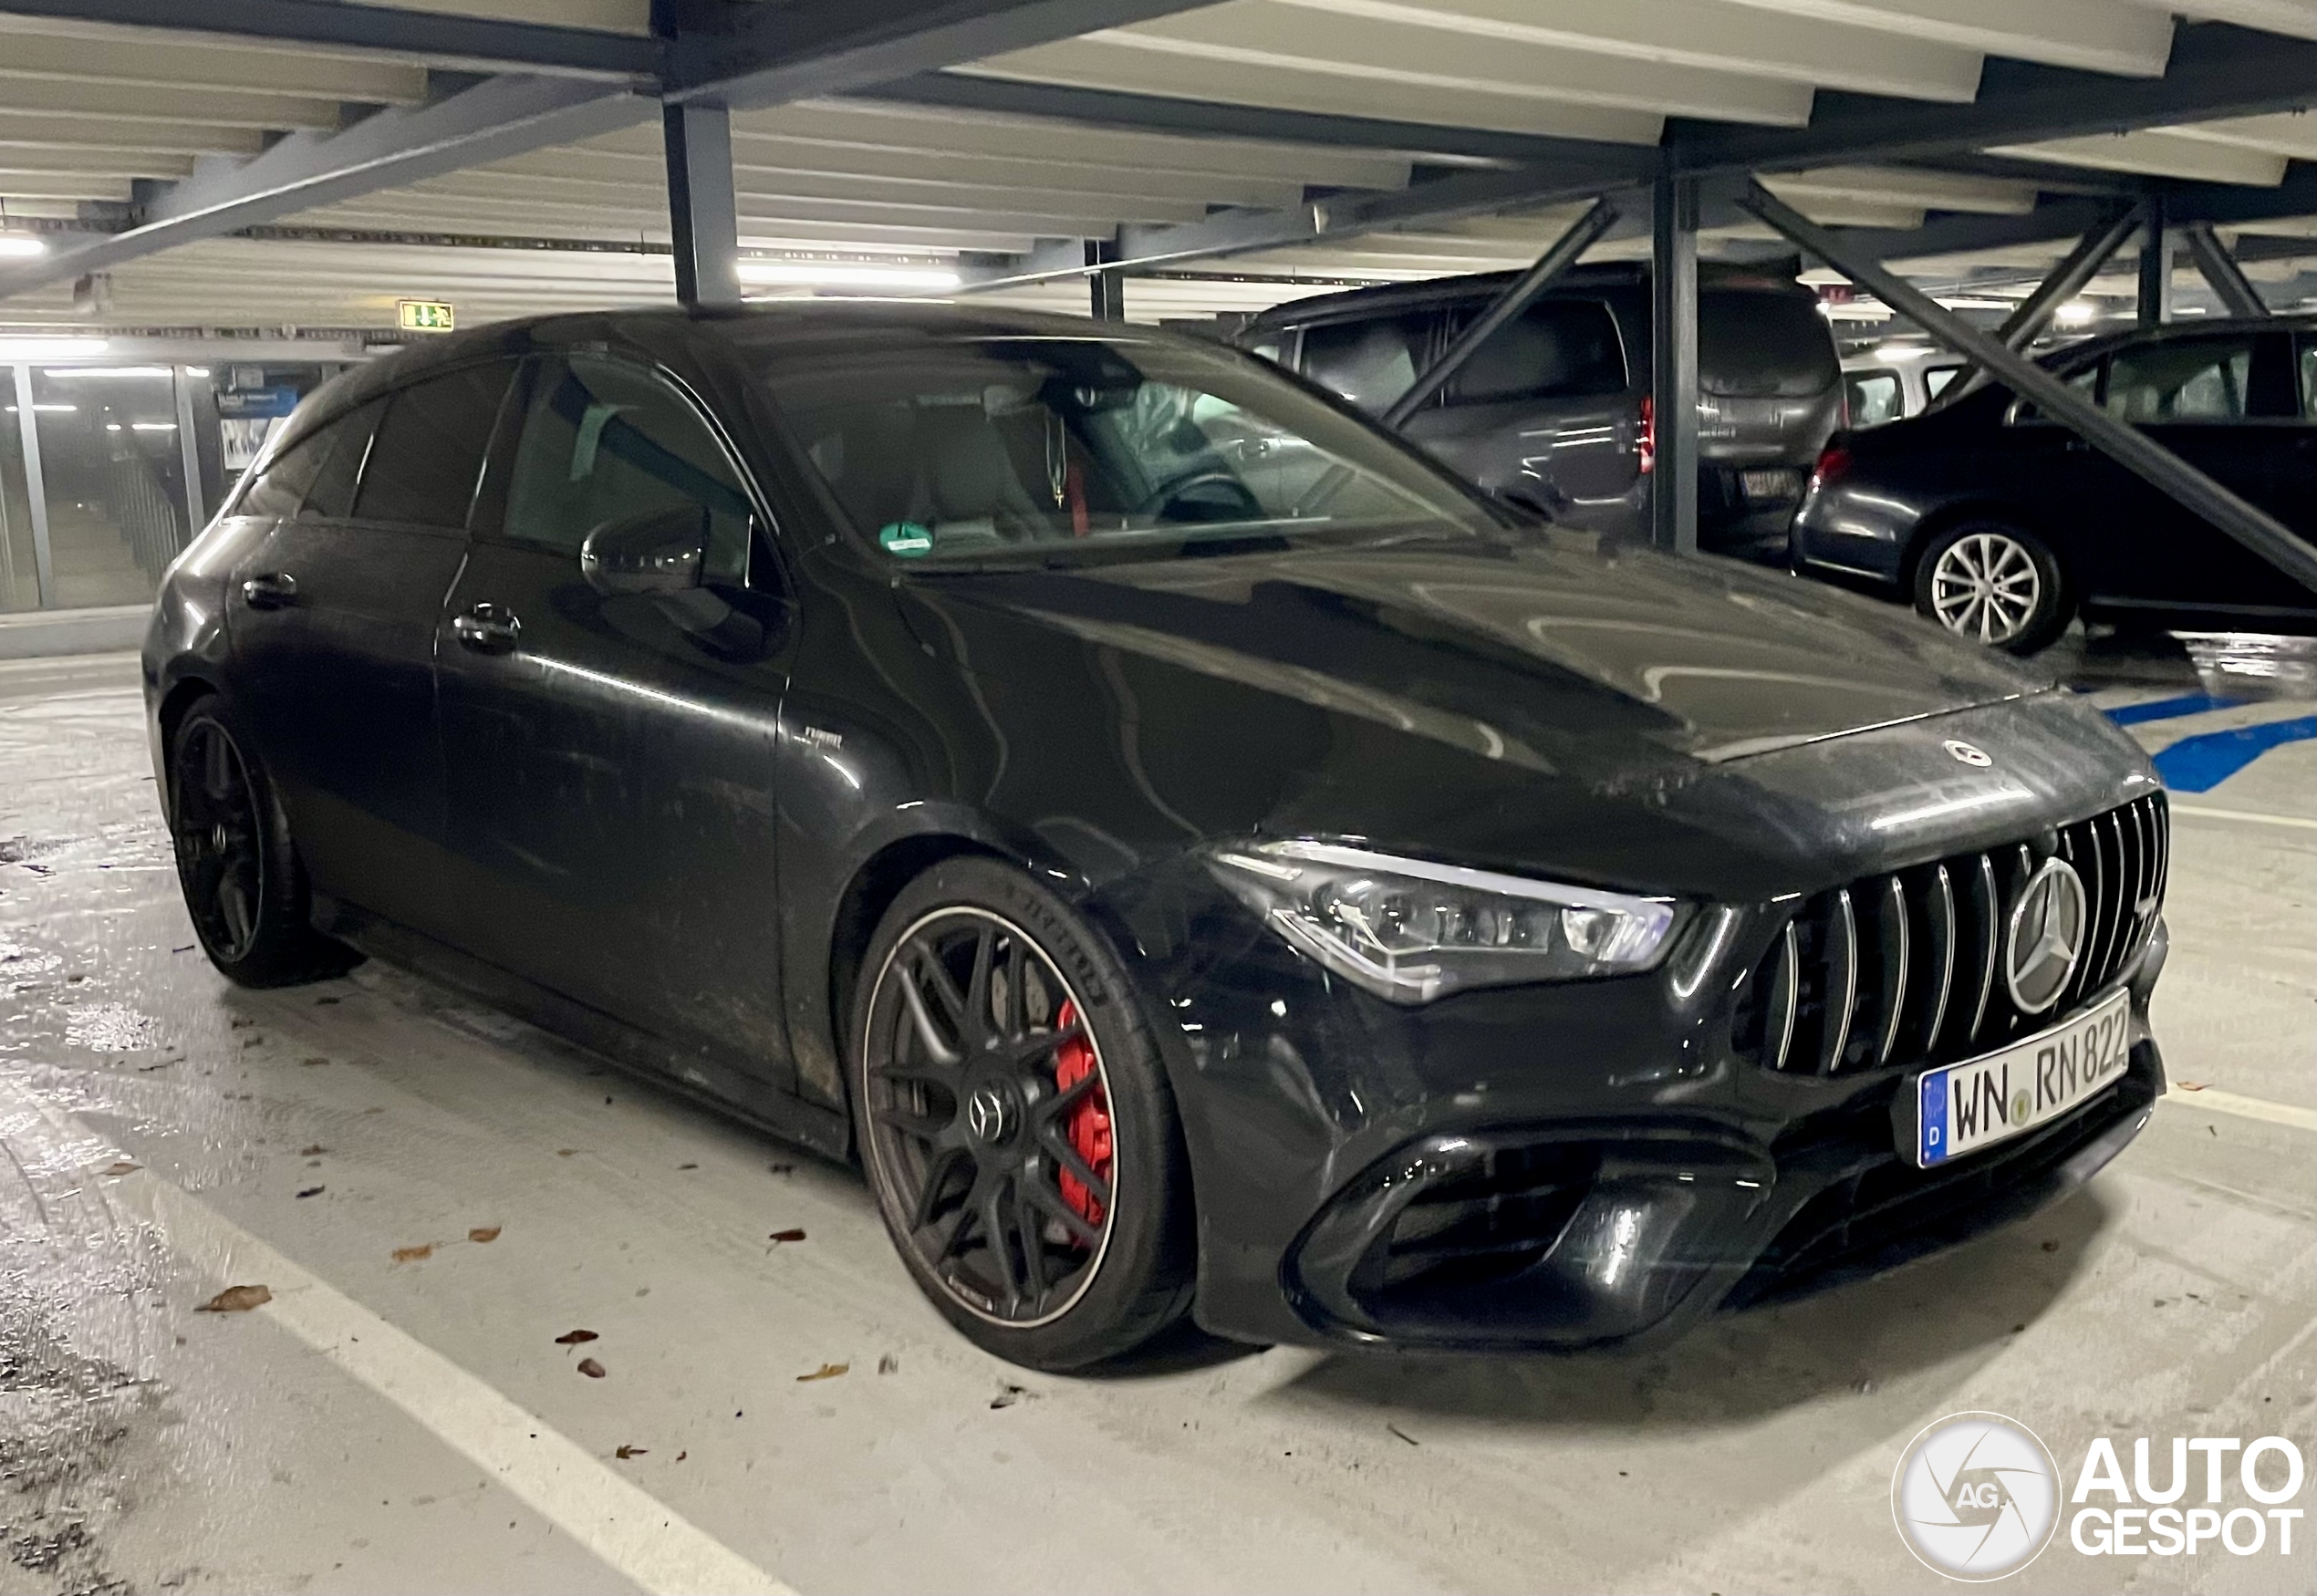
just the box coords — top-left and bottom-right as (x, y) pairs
(2149, 717), (2317, 793)
(2104, 692), (2248, 726)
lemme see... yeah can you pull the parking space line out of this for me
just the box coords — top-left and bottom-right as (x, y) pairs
(103, 1170), (796, 1596)
(2169, 803), (2317, 831)
(2162, 1087), (2317, 1134)
(2151, 717), (2317, 792)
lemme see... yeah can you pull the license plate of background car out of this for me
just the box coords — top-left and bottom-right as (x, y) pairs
(1740, 469), (1801, 502)
(1914, 988), (2132, 1168)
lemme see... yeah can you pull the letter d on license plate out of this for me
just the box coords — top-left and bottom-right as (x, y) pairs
(1916, 989), (2132, 1167)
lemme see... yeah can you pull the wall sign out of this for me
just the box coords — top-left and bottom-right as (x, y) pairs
(398, 299), (456, 333)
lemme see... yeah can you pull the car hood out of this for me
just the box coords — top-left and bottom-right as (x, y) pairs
(898, 528), (2039, 776)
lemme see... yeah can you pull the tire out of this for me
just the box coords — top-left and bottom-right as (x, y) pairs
(1912, 520), (2069, 654)
(847, 856), (1193, 1371)
(166, 696), (352, 987)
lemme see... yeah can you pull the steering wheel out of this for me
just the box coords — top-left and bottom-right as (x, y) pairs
(1134, 471), (1264, 524)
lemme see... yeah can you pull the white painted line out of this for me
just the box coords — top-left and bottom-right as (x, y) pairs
(2169, 803), (2316, 832)
(2164, 1086), (2317, 1134)
(101, 1171), (796, 1596)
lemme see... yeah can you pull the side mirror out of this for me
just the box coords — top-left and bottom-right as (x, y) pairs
(579, 503), (708, 596)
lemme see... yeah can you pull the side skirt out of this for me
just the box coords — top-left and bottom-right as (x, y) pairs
(313, 894), (853, 1162)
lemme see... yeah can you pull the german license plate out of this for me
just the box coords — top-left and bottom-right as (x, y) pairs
(1740, 468), (1800, 502)
(1915, 989), (2131, 1167)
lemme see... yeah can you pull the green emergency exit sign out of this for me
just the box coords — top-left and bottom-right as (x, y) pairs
(398, 299), (455, 332)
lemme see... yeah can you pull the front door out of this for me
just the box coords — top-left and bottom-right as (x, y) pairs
(435, 352), (795, 1085)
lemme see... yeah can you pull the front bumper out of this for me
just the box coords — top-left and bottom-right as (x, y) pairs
(1098, 838), (2166, 1356)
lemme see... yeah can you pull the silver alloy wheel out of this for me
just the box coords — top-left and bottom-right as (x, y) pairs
(1929, 532), (2041, 645)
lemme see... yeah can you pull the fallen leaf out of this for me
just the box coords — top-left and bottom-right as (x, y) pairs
(468, 1227), (501, 1243)
(990, 1384), (1025, 1410)
(391, 1244), (433, 1264)
(555, 1329), (599, 1345)
(768, 1228), (806, 1245)
(677, 1163), (698, 1171)
(195, 1284), (272, 1313)
(296, 1187), (324, 1198)
(676, 1451), (687, 1462)
(1387, 1424), (1420, 1446)
(299, 1145), (327, 1156)
(556, 1148), (577, 1157)
(577, 1357), (606, 1379)
(877, 1353), (899, 1375)
(100, 1160), (140, 1176)
(614, 1445), (646, 1459)
(299, 1055), (329, 1067)
(2177, 1081), (2208, 1092)
(795, 1363), (848, 1383)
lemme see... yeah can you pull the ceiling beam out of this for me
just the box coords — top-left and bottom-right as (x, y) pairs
(856, 70), (1653, 168)
(1669, 24), (2317, 178)
(0, 0), (660, 78)
(665, 0), (1221, 109)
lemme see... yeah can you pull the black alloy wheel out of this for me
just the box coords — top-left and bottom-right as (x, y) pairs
(850, 858), (1191, 1369)
(167, 698), (348, 987)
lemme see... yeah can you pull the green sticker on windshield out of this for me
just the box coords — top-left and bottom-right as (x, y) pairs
(878, 521), (934, 558)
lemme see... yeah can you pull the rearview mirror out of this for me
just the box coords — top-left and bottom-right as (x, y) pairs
(579, 503), (708, 596)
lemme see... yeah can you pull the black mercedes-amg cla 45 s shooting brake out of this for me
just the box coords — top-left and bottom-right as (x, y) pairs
(144, 306), (2170, 1371)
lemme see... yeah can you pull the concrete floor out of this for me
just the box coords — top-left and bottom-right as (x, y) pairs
(1, 640), (2310, 1596)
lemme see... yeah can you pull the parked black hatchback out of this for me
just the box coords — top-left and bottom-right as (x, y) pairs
(1792, 314), (2317, 651)
(148, 305), (2166, 1372)
(1237, 263), (1844, 557)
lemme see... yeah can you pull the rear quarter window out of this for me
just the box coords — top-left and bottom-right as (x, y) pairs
(1446, 296), (1626, 406)
(1700, 290), (1839, 399)
(1298, 311), (1435, 414)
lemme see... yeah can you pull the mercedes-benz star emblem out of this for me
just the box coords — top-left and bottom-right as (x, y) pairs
(965, 1084), (1008, 1144)
(2005, 857), (2087, 1013)
(1944, 739), (1992, 767)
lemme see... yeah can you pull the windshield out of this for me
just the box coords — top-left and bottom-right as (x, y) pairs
(761, 335), (1505, 563)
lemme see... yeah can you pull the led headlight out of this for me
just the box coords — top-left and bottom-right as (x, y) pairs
(1209, 840), (1679, 1004)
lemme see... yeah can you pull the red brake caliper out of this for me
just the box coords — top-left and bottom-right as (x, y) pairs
(1051, 1000), (1111, 1228)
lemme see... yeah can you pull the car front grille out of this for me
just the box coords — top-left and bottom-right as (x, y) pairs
(1731, 792), (2167, 1077)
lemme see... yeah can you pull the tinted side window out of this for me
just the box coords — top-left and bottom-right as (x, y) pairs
(353, 362), (516, 529)
(1448, 297), (1626, 406)
(2010, 362), (2099, 424)
(2103, 337), (2254, 422)
(1299, 312), (1435, 414)
(1923, 366), (1965, 402)
(300, 399), (383, 520)
(234, 430), (330, 519)
(1699, 290), (1839, 398)
(1845, 370), (1902, 427)
(2301, 335), (2317, 421)
(502, 354), (753, 581)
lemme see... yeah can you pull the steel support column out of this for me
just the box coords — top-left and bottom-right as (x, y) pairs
(2181, 223), (2270, 317)
(173, 367), (205, 548)
(1737, 181), (2317, 596)
(1383, 195), (1622, 431)
(1085, 240), (1124, 321)
(1650, 177), (1700, 555)
(663, 98), (739, 308)
(11, 365), (54, 608)
(2137, 200), (2171, 326)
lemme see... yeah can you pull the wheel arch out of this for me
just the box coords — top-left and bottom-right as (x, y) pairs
(154, 674), (223, 797)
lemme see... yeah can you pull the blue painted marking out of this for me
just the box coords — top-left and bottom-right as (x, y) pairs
(2149, 716), (2317, 793)
(2103, 692), (2249, 727)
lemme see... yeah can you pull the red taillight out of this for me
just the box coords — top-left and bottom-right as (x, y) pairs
(1637, 393), (1655, 475)
(1812, 442), (1852, 489)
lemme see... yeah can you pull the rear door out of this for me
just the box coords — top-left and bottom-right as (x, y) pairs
(1403, 294), (1638, 523)
(228, 368), (500, 939)
(435, 351), (795, 1082)
(2072, 330), (2305, 617)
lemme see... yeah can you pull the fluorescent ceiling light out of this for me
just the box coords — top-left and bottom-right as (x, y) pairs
(0, 336), (107, 359)
(2055, 300), (2099, 326)
(737, 261), (960, 291)
(1873, 344), (1928, 362)
(0, 235), (46, 258)
(131, 420), (177, 430)
(1, 403), (76, 413)
(46, 364), (171, 378)
(184, 366), (210, 377)
(1935, 297), (2012, 311)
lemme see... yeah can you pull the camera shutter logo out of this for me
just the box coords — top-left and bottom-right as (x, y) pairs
(1893, 1412), (2060, 1580)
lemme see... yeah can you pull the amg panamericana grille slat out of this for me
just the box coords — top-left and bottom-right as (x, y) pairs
(1732, 793), (2168, 1078)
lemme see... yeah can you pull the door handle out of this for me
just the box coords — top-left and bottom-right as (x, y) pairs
(452, 603), (521, 653)
(240, 573), (296, 609)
